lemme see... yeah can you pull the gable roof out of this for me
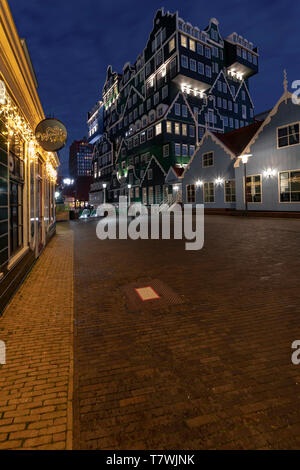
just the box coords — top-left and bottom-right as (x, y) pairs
(165, 166), (184, 183)
(140, 155), (166, 185)
(212, 120), (263, 156)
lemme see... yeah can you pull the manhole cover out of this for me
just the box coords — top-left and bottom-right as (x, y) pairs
(121, 279), (184, 311)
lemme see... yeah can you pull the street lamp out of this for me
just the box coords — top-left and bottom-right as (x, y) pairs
(238, 154), (252, 216)
(103, 183), (107, 204)
(128, 184), (131, 206)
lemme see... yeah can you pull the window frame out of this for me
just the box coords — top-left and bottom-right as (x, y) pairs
(277, 122), (300, 149)
(245, 174), (262, 204)
(186, 184), (196, 203)
(278, 169), (300, 203)
(202, 151), (214, 168)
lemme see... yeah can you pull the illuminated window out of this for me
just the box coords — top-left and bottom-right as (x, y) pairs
(189, 39), (195, 51)
(246, 175), (262, 203)
(155, 123), (162, 135)
(175, 123), (180, 135)
(182, 124), (187, 136)
(280, 171), (300, 202)
(169, 37), (175, 52)
(166, 121), (172, 133)
(181, 34), (187, 48)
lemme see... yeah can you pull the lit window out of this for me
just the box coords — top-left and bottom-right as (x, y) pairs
(182, 124), (187, 136)
(189, 39), (195, 51)
(155, 123), (162, 135)
(280, 171), (300, 202)
(175, 123), (180, 135)
(169, 37), (175, 52)
(166, 121), (172, 133)
(246, 175), (262, 203)
(181, 34), (187, 47)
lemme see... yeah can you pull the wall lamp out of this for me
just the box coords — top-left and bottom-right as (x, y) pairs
(263, 168), (276, 178)
(215, 177), (224, 185)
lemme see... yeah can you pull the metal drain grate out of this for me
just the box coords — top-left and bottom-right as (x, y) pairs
(122, 279), (184, 311)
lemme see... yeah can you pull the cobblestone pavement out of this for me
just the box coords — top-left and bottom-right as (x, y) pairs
(73, 215), (300, 450)
(0, 224), (74, 450)
(1, 216), (300, 450)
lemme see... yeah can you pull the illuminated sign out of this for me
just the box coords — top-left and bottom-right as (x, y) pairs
(35, 118), (67, 152)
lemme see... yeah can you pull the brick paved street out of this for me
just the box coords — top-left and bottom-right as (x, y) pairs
(73, 215), (300, 450)
(1, 215), (300, 450)
(0, 225), (74, 450)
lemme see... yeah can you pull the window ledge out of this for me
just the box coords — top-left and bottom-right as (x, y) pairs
(7, 246), (29, 271)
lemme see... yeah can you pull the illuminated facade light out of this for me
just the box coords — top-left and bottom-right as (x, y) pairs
(181, 84), (205, 99)
(238, 154), (252, 164)
(196, 180), (203, 187)
(215, 177), (224, 184)
(263, 168), (276, 178)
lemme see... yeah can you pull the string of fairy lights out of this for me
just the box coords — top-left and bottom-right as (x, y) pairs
(0, 94), (57, 183)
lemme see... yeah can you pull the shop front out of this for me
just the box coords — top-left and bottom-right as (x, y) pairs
(0, 1), (60, 312)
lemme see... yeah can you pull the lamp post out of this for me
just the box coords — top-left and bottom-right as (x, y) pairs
(128, 184), (131, 206)
(103, 183), (107, 204)
(238, 154), (252, 216)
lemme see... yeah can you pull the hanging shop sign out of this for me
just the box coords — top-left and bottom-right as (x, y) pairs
(35, 118), (67, 152)
(0, 80), (6, 105)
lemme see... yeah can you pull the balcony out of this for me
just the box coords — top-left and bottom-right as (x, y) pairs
(172, 73), (211, 94)
(224, 39), (258, 78)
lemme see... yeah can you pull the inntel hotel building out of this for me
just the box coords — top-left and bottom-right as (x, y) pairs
(89, 8), (259, 207)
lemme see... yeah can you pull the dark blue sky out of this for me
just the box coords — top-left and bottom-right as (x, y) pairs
(9, 0), (300, 174)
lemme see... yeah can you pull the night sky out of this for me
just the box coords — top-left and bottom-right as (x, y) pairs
(8, 0), (300, 174)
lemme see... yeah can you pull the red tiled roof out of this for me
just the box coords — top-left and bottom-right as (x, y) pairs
(172, 167), (184, 177)
(212, 121), (263, 156)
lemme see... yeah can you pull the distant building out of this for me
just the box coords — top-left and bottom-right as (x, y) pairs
(87, 101), (104, 145)
(89, 7), (259, 206)
(69, 138), (93, 178)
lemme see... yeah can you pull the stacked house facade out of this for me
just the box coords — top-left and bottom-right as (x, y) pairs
(89, 8), (258, 207)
